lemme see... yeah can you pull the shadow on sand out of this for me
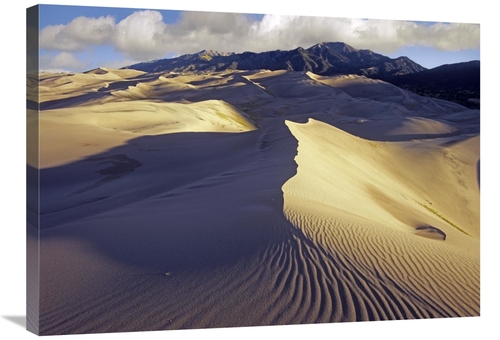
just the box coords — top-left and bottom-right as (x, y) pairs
(38, 121), (299, 273)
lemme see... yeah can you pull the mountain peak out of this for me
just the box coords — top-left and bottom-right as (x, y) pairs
(196, 50), (233, 57)
(309, 42), (359, 53)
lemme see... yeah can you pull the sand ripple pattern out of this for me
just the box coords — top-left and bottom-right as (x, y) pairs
(283, 205), (479, 320)
(281, 119), (479, 321)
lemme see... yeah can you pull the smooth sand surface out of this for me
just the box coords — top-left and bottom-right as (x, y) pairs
(34, 68), (480, 334)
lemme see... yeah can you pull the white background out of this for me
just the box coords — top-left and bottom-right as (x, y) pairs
(1, 1), (496, 339)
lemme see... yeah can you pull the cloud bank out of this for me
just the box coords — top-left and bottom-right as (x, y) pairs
(40, 10), (480, 68)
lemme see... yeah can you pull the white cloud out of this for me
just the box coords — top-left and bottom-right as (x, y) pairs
(113, 10), (170, 60)
(40, 16), (115, 51)
(64, 16), (115, 45)
(39, 10), (480, 65)
(40, 52), (88, 72)
(176, 11), (252, 36)
(244, 16), (480, 54)
(426, 22), (480, 51)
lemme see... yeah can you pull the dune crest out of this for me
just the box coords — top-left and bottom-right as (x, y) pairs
(40, 99), (255, 168)
(282, 118), (479, 318)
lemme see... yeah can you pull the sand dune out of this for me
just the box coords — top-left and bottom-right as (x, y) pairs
(307, 73), (465, 113)
(40, 99), (255, 168)
(282, 119), (479, 319)
(284, 119), (479, 237)
(33, 67), (480, 334)
(39, 69), (128, 102)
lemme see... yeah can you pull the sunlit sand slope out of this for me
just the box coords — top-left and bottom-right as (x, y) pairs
(282, 119), (479, 319)
(40, 99), (255, 168)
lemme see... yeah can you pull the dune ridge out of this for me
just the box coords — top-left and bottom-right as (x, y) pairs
(282, 119), (479, 319)
(40, 99), (255, 168)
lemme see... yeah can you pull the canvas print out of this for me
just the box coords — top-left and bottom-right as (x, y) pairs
(26, 4), (480, 336)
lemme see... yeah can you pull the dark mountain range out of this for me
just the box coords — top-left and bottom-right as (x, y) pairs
(125, 42), (425, 78)
(385, 61), (480, 109)
(124, 42), (479, 109)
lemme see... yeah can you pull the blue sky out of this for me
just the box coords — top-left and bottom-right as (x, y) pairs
(36, 4), (480, 72)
